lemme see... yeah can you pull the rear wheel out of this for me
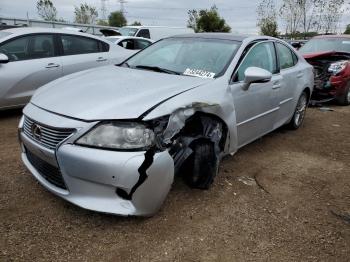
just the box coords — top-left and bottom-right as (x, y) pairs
(185, 140), (219, 190)
(336, 84), (350, 106)
(288, 91), (308, 130)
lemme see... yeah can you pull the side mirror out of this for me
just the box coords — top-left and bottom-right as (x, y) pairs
(0, 53), (9, 64)
(242, 67), (272, 90)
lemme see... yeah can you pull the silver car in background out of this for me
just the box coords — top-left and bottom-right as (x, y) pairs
(18, 34), (314, 216)
(0, 28), (134, 110)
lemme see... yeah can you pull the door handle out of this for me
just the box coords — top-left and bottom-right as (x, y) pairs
(297, 72), (304, 78)
(96, 57), (107, 62)
(45, 63), (60, 68)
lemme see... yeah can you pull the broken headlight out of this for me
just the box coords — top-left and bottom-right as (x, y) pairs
(76, 122), (155, 150)
(328, 61), (348, 75)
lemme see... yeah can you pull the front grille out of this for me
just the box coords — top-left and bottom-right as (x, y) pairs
(26, 148), (67, 190)
(23, 117), (74, 150)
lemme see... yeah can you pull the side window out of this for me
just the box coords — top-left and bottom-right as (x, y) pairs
(276, 43), (295, 69)
(137, 29), (150, 39)
(0, 36), (31, 62)
(61, 35), (100, 55)
(235, 42), (277, 82)
(136, 40), (152, 50)
(99, 41), (109, 52)
(29, 34), (55, 59)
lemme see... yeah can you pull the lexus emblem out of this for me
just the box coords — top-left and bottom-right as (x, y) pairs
(31, 124), (42, 141)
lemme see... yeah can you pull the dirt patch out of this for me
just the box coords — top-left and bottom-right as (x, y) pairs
(0, 106), (349, 261)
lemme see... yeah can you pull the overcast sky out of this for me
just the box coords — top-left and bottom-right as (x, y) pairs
(0, 0), (348, 34)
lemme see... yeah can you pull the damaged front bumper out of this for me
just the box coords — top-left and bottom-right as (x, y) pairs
(19, 104), (174, 216)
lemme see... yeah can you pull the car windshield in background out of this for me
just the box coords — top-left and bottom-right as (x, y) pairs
(125, 37), (240, 78)
(118, 27), (138, 36)
(300, 38), (350, 54)
(0, 32), (12, 39)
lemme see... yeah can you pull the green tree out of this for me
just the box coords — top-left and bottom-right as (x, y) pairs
(108, 11), (127, 27)
(36, 0), (57, 21)
(345, 24), (350, 34)
(97, 19), (109, 26)
(257, 0), (279, 36)
(130, 21), (142, 26)
(187, 5), (231, 33)
(74, 3), (98, 24)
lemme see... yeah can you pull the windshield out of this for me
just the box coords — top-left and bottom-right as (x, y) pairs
(300, 38), (350, 54)
(125, 37), (240, 78)
(118, 27), (138, 36)
(0, 32), (12, 40)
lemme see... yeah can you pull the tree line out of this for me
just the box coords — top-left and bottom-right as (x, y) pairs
(36, 0), (349, 36)
(36, 0), (140, 27)
(257, 0), (350, 38)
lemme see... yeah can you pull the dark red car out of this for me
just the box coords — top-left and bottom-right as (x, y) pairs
(299, 35), (350, 105)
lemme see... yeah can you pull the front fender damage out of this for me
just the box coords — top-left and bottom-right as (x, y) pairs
(116, 102), (226, 215)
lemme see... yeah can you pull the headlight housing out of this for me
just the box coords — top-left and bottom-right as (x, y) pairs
(76, 122), (155, 150)
(328, 61), (348, 75)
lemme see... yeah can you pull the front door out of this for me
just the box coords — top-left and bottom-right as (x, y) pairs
(229, 41), (281, 148)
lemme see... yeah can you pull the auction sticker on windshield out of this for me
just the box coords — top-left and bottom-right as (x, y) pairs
(184, 68), (215, 79)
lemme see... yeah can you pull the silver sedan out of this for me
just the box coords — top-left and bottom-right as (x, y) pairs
(0, 27), (135, 110)
(18, 34), (314, 216)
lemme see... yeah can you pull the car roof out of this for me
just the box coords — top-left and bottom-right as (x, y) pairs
(167, 33), (250, 42)
(2, 27), (105, 41)
(314, 34), (350, 39)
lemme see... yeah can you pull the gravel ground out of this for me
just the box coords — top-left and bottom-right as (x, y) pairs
(0, 106), (349, 262)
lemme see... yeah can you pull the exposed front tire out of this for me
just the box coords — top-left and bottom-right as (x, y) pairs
(336, 84), (350, 106)
(288, 91), (308, 130)
(185, 140), (219, 190)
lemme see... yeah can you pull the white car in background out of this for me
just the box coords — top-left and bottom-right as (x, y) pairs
(105, 36), (153, 51)
(0, 27), (134, 110)
(118, 26), (194, 41)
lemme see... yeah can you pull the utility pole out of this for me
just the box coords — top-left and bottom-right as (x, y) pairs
(118, 0), (127, 15)
(101, 0), (108, 20)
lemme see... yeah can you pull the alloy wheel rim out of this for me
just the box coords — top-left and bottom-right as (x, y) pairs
(347, 88), (350, 103)
(294, 95), (307, 126)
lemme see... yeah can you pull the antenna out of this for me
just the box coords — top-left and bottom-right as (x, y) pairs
(101, 0), (108, 20)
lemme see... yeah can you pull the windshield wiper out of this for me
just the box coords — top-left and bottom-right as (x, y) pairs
(135, 65), (180, 75)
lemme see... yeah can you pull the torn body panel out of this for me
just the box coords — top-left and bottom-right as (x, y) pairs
(304, 52), (350, 103)
(143, 79), (237, 178)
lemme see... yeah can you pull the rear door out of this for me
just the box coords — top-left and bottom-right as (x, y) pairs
(0, 34), (62, 108)
(58, 34), (109, 76)
(274, 42), (301, 127)
(229, 41), (282, 147)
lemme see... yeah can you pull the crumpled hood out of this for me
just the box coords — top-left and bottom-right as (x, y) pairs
(31, 65), (212, 120)
(303, 51), (350, 60)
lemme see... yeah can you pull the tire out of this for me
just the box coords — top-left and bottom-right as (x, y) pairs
(336, 84), (350, 106)
(185, 140), (219, 190)
(288, 91), (308, 130)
